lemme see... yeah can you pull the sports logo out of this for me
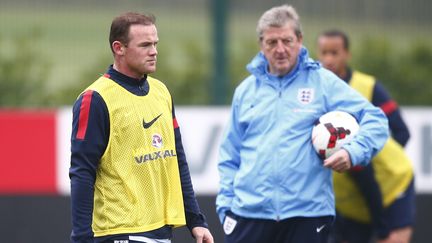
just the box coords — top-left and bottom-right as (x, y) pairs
(223, 215), (237, 235)
(297, 88), (314, 105)
(143, 114), (162, 129)
(316, 224), (326, 233)
(151, 133), (163, 148)
(134, 150), (177, 164)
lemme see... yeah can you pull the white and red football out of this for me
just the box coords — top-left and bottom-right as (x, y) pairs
(312, 111), (359, 159)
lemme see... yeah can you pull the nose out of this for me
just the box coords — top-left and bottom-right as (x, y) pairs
(275, 40), (286, 52)
(321, 55), (333, 68)
(150, 44), (158, 55)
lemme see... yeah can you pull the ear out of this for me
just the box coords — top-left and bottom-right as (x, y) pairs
(297, 34), (303, 44)
(112, 41), (125, 55)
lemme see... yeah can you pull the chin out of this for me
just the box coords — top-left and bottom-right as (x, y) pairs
(277, 67), (291, 75)
(144, 66), (156, 74)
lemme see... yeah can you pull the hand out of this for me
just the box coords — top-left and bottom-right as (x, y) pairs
(323, 149), (352, 173)
(192, 226), (214, 243)
(377, 233), (406, 243)
(377, 227), (413, 243)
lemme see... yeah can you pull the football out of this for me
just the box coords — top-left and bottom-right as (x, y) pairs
(311, 111), (359, 159)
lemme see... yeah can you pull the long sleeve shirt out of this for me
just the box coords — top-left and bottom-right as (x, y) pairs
(344, 68), (411, 239)
(70, 66), (207, 243)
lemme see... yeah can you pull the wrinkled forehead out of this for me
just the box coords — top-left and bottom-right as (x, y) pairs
(261, 24), (297, 40)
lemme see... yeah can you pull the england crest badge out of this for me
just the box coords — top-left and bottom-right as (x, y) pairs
(297, 88), (314, 105)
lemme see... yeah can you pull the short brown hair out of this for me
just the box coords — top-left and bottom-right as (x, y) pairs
(109, 12), (156, 53)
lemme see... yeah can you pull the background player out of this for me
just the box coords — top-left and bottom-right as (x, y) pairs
(317, 29), (415, 243)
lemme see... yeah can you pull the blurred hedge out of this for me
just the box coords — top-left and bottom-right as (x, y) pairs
(352, 37), (432, 105)
(0, 35), (431, 107)
(0, 31), (51, 107)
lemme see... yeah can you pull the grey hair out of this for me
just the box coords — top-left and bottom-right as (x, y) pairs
(256, 4), (302, 40)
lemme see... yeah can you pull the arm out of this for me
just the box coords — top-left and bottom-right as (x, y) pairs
(349, 81), (408, 239)
(216, 95), (242, 223)
(349, 164), (390, 239)
(172, 106), (209, 232)
(70, 90), (109, 243)
(325, 77), (389, 168)
(372, 82), (410, 146)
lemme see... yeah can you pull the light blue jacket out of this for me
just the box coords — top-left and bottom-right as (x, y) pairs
(216, 47), (389, 223)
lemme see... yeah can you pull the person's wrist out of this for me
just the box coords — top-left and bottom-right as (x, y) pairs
(376, 227), (390, 239)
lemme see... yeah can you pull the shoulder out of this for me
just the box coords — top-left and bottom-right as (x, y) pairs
(306, 66), (344, 87)
(233, 75), (258, 101)
(147, 76), (170, 93)
(147, 75), (164, 84)
(147, 76), (166, 87)
(313, 67), (338, 80)
(351, 70), (391, 100)
(237, 75), (256, 90)
(351, 70), (377, 89)
(84, 76), (112, 92)
(373, 80), (390, 94)
(74, 75), (108, 105)
(74, 76), (115, 106)
(73, 89), (106, 113)
(352, 70), (376, 81)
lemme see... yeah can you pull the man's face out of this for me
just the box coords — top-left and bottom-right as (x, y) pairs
(317, 36), (350, 78)
(123, 24), (159, 77)
(260, 23), (303, 76)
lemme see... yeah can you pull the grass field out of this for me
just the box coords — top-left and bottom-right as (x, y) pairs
(1, 4), (431, 102)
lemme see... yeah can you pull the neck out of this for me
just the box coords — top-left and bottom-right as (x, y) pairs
(338, 67), (349, 81)
(113, 63), (143, 80)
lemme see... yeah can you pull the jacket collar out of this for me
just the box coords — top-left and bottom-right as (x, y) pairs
(103, 65), (149, 96)
(106, 65), (147, 88)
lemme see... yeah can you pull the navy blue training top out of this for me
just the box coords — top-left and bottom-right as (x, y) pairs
(343, 68), (411, 239)
(69, 66), (207, 243)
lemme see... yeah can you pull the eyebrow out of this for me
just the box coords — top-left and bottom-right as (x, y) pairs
(139, 39), (159, 45)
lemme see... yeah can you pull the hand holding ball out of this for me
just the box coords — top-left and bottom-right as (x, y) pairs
(312, 111), (359, 160)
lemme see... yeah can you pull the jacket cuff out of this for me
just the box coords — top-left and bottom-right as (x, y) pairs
(342, 144), (368, 167)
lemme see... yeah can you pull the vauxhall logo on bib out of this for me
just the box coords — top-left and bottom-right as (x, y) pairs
(297, 88), (314, 105)
(133, 133), (177, 164)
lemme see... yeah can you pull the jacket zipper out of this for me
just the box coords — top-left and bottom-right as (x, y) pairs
(275, 78), (283, 221)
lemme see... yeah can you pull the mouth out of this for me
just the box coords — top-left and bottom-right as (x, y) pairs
(324, 65), (335, 71)
(275, 58), (288, 64)
(275, 55), (288, 61)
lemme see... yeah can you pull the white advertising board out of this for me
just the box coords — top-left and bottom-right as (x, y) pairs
(57, 106), (432, 195)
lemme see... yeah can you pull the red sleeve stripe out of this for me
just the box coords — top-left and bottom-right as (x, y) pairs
(76, 90), (94, 140)
(350, 165), (365, 172)
(380, 100), (398, 115)
(173, 117), (179, 129)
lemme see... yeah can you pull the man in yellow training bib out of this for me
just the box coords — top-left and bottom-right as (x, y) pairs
(70, 12), (213, 243)
(317, 29), (415, 243)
